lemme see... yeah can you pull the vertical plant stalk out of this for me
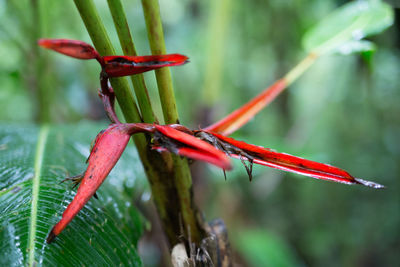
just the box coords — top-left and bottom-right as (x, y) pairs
(141, 0), (205, 244)
(73, 0), (142, 125)
(141, 0), (179, 124)
(202, 0), (232, 105)
(283, 52), (318, 85)
(30, 0), (51, 123)
(73, 0), (203, 246)
(107, 0), (157, 124)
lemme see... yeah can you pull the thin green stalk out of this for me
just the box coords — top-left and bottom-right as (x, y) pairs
(107, 0), (157, 124)
(73, 0), (142, 125)
(141, 0), (205, 244)
(141, 0), (179, 124)
(74, 0), (201, 247)
(284, 52), (318, 85)
(31, 0), (51, 123)
(202, 0), (232, 104)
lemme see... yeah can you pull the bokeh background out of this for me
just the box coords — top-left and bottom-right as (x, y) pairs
(0, 0), (399, 266)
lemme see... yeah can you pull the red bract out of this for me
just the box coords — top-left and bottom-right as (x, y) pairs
(38, 38), (189, 78)
(47, 124), (131, 243)
(175, 147), (231, 170)
(103, 54), (189, 77)
(38, 39), (100, 60)
(200, 131), (384, 188)
(205, 79), (287, 135)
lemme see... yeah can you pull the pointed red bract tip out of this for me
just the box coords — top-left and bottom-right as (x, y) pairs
(178, 147), (231, 170)
(354, 178), (385, 189)
(103, 54), (189, 77)
(48, 124), (131, 242)
(46, 228), (57, 244)
(38, 38), (100, 60)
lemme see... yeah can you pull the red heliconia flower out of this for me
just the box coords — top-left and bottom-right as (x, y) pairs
(48, 121), (384, 243)
(42, 37), (385, 244)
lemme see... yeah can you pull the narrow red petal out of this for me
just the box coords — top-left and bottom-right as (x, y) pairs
(207, 131), (384, 188)
(38, 38), (100, 60)
(205, 79), (287, 135)
(180, 147), (231, 170)
(47, 124), (131, 243)
(103, 54), (189, 77)
(155, 125), (215, 152)
(155, 125), (232, 170)
(154, 146), (231, 170)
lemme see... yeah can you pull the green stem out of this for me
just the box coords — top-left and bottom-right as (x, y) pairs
(107, 0), (157, 123)
(31, 0), (51, 123)
(284, 52), (318, 85)
(141, 0), (179, 124)
(202, 0), (232, 104)
(73, 0), (142, 125)
(74, 0), (203, 247)
(141, 0), (205, 244)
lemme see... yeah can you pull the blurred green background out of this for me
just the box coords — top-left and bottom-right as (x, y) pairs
(0, 0), (399, 266)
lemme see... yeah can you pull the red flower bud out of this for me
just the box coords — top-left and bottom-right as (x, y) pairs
(47, 124), (131, 243)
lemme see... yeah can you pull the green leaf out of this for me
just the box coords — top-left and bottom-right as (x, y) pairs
(302, 0), (394, 55)
(335, 40), (376, 55)
(0, 123), (145, 266)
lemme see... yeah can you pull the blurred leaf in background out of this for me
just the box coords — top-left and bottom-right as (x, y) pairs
(232, 228), (300, 267)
